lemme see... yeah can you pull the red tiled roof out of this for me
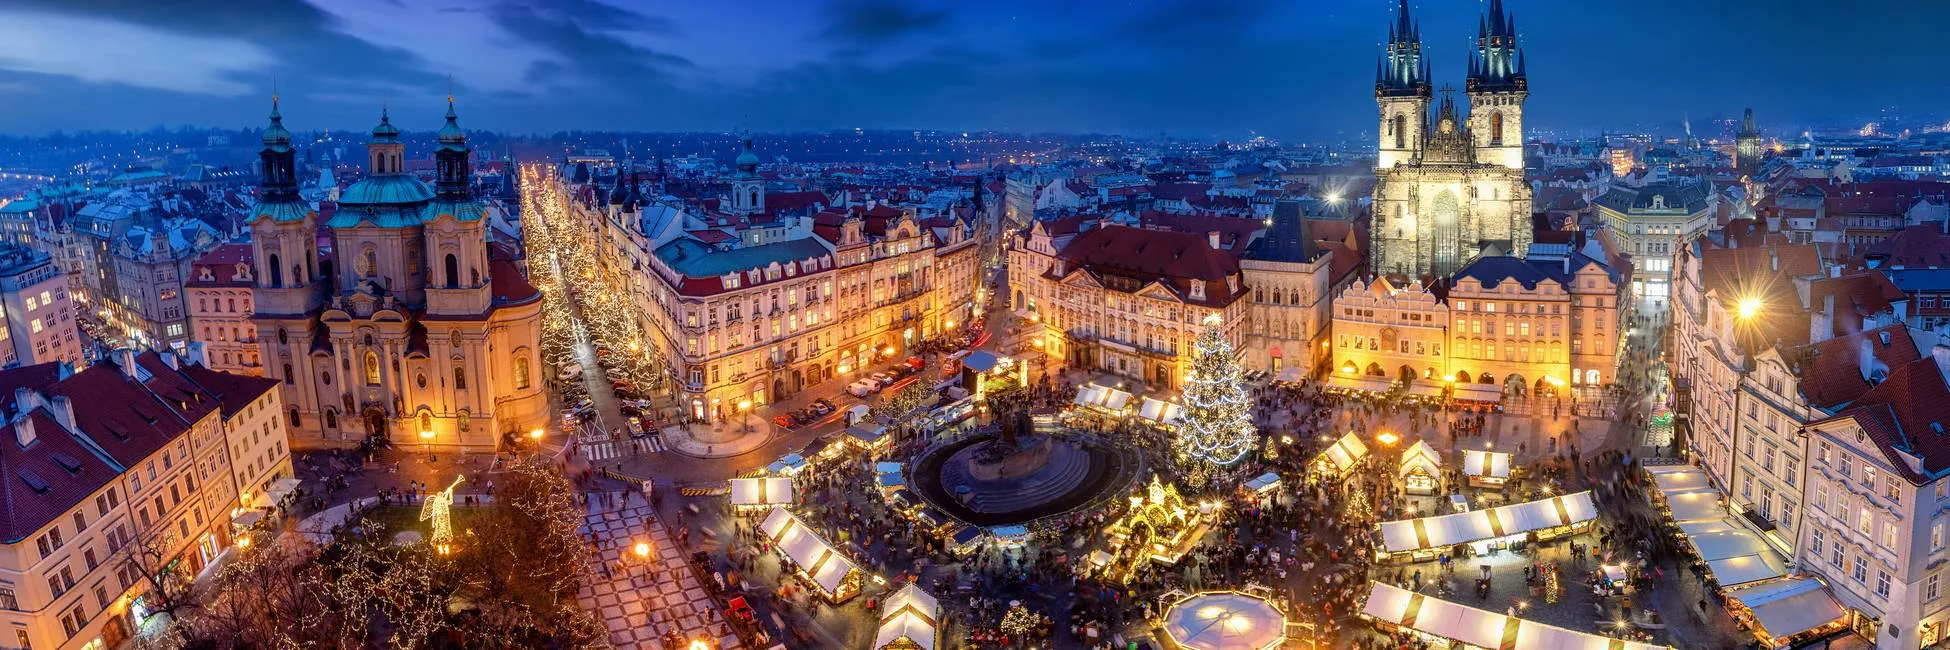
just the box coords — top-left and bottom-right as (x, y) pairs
(1865, 226), (1950, 268)
(1793, 325), (1921, 411)
(179, 363), (279, 418)
(1817, 355), (1950, 484)
(1807, 271), (1907, 338)
(764, 190), (828, 215)
(187, 242), (255, 287)
(1826, 194), (1913, 216)
(489, 258), (541, 306)
(1136, 211), (1265, 250)
(0, 410), (118, 543)
(1057, 225), (1238, 281)
(1152, 182), (1211, 202)
(1698, 243), (1823, 351)
(686, 229), (736, 244)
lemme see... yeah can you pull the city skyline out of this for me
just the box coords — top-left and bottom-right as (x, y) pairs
(1, 0), (1947, 138)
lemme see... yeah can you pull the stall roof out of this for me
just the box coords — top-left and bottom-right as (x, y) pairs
(1462, 449), (1512, 479)
(1450, 382), (1505, 403)
(962, 350), (1000, 373)
(1662, 488), (1726, 522)
(730, 477), (794, 506)
(1706, 553), (1788, 587)
(1163, 591), (1286, 650)
(875, 584), (940, 650)
(1648, 465), (1712, 493)
(1399, 441), (1442, 477)
(1725, 578), (1846, 640)
(1136, 397), (1186, 425)
(848, 425), (888, 445)
(1377, 492), (1598, 554)
(1314, 432), (1370, 474)
(1244, 472), (1282, 493)
(1361, 582), (1671, 650)
(758, 507), (861, 596)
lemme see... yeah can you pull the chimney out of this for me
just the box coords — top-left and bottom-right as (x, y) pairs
(1207, 231), (1222, 250)
(184, 342), (208, 367)
(12, 388), (44, 419)
(47, 396), (74, 433)
(1770, 249), (1779, 272)
(14, 415), (34, 447)
(116, 349), (138, 379)
(161, 351), (180, 371)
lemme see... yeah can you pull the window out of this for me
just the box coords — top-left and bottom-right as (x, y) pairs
(1932, 573), (1942, 602)
(1884, 522), (1899, 549)
(363, 351), (381, 386)
(1812, 528), (1825, 556)
(1878, 571), (1892, 598)
(514, 354), (531, 390)
(453, 367), (466, 390)
(71, 512), (84, 532)
(0, 586), (14, 611)
(1936, 520), (1946, 551)
(1853, 557), (1868, 584)
(1840, 454), (1853, 478)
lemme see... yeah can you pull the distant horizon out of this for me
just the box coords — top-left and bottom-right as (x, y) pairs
(1, 1), (1946, 139)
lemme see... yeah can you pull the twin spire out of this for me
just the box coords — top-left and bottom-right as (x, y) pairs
(1377, 0), (1527, 96)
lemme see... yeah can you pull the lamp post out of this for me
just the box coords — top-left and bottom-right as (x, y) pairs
(737, 398), (753, 434)
(419, 428), (434, 463)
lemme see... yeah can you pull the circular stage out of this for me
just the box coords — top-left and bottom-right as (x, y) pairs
(909, 429), (1138, 527)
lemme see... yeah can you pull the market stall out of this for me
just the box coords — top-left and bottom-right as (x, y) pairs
(1360, 582), (1671, 650)
(1374, 491), (1598, 562)
(1161, 590), (1288, 650)
(1243, 472), (1282, 495)
(1136, 397), (1185, 428)
(875, 583), (940, 650)
(1723, 577), (1848, 648)
(1461, 449), (1513, 488)
(758, 507), (864, 604)
(1398, 441), (1442, 495)
(765, 453), (809, 477)
(1310, 432), (1370, 478)
(728, 477), (794, 511)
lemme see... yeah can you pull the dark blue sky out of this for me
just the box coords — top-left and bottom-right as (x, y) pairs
(0, 0), (1944, 139)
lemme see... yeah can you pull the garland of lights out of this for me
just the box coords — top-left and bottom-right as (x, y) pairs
(517, 165), (666, 396)
(1175, 314), (1257, 485)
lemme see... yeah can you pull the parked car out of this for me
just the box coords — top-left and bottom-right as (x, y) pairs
(809, 399), (836, 417)
(847, 379), (879, 397)
(773, 414), (796, 428)
(870, 372), (894, 388)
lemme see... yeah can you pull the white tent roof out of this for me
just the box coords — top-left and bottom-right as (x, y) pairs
(1462, 449), (1512, 479)
(1400, 441), (1442, 477)
(1726, 577), (1846, 640)
(1314, 432), (1370, 474)
(1244, 472), (1282, 493)
(1361, 582), (1671, 650)
(758, 507), (860, 596)
(1677, 518), (1738, 536)
(1377, 492), (1597, 554)
(1687, 530), (1771, 562)
(1647, 464), (1711, 493)
(729, 478), (793, 506)
(1137, 397), (1186, 425)
(1103, 387), (1134, 411)
(1662, 488), (1725, 522)
(875, 584), (940, 650)
(1706, 553), (1788, 587)
(1163, 591), (1287, 650)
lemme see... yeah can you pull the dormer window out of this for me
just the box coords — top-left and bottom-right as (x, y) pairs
(1189, 283), (1206, 301)
(196, 266), (212, 281)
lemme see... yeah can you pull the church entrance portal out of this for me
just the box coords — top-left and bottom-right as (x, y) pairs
(362, 406), (389, 443)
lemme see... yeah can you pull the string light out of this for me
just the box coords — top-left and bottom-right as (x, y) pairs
(1175, 314), (1257, 486)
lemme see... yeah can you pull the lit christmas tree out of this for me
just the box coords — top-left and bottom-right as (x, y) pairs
(1176, 314), (1257, 485)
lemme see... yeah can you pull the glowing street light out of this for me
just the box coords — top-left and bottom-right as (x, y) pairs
(1376, 431), (1400, 447)
(1736, 296), (1762, 320)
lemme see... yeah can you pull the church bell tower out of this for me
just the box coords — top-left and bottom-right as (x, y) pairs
(1466, 0), (1527, 170)
(1375, 0), (1430, 169)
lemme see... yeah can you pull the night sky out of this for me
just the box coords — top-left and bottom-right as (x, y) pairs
(1, 0), (1945, 139)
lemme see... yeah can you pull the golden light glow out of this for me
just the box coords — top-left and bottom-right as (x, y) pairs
(633, 541), (651, 558)
(236, 536), (252, 549)
(1736, 296), (1762, 320)
(737, 399), (752, 412)
(689, 640), (710, 650)
(419, 429), (434, 440)
(528, 428), (545, 441)
(1376, 431), (1400, 447)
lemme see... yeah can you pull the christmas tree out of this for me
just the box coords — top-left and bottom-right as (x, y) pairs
(1176, 314), (1257, 484)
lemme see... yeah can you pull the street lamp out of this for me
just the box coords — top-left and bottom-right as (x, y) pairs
(419, 428), (435, 463)
(737, 398), (753, 433)
(1736, 296), (1762, 320)
(528, 428), (545, 443)
(1376, 431), (1400, 447)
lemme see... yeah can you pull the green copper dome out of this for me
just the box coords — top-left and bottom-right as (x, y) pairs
(436, 98), (466, 151)
(370, 108), (401, 143)
(339, 175), (434, 206)
(261, 97), (293, 150)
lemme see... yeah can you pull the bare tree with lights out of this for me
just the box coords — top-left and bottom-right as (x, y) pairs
(1174, 314), (1257, 487)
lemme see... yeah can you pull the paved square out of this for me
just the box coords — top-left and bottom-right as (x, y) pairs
(577, 504), (745, 649)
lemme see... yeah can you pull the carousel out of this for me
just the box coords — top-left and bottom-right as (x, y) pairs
(1160, 590), (1289, 650)
(1095, 476), (1214, 583)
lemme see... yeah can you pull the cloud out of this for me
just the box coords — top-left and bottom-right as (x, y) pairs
(7, 0), (443, 95)
(0, 11), (273, 95)
(820, 0), (949, 43)
(484, 0), (693, 96)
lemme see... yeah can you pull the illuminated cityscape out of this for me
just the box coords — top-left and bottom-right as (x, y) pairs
(1, 1), (1950, 649)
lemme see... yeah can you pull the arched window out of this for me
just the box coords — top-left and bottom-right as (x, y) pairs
(268, 254), (283, 287)
(418, 410), (433, 434)
(1585, 369), (1601, 385)
(320, 371), (332, 386)
(514, 353), (531, 390)
(444, 254), (459, 289)
(1490, 111), (1504, 146)
(288, 408), (302, 428)
(363, 351), (381, 386)
(324, 409), (338, 429)
(749, 190), (759, 207)
(453, 366), (467, 390)
(282, 363), (294, 385)
(1392, 114), (1406, 149)
(277, 328), (288, 344)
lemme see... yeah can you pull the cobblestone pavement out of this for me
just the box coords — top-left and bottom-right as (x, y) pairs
(576, 503), (744, 650)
